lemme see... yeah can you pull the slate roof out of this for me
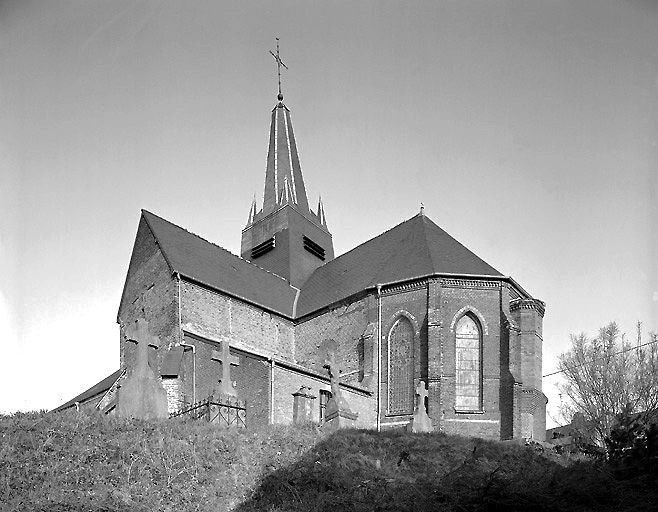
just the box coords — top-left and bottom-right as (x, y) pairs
(141, 210), (298, 317)
(53, 369), (123, 412)
(296, 213), (504, 316)
(139, 210), (512, 319)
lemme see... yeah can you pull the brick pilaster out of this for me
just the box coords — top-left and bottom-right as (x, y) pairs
(427, 278), (443, 430)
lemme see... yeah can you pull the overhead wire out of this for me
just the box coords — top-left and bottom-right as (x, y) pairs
(542, 337), (658, 378)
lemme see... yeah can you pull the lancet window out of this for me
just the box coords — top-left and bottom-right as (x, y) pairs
(455, 315), (482, 411)
(387, 317), (414, 415)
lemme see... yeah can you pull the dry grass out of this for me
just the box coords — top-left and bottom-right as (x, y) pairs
(1, 410), (655, 511)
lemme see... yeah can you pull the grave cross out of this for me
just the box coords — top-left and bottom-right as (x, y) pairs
(211, 341), (240, 396)
(415, 381), (429, 414)
(323, 350), (340, 399)
(124, 318), (159, 371)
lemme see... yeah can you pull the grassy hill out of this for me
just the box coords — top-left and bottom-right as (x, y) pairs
(1, 411), (655, 511)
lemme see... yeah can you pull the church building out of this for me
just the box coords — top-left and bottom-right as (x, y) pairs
(56, 88), (547, 441)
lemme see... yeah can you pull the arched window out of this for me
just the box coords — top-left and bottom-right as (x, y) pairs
(455, 315), (482, 411)
(388, 317), (414, 414)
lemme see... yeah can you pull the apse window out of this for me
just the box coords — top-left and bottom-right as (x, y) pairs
(302, 235), (325, 260)
(387, 317), (414, 415)
(455, 315), (482, 412)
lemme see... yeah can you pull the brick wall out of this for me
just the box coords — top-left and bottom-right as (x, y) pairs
(293, 278), (540, 440)
(180, 280), (295, 361)
(520, 387), (547, 440)
(118, 216), (179, 379)
(272, 364), (376, 428)
(511, 299), (546, 441)
(379, 284), (427, 429)
(295, 294), (375, 386)
(433, 281), (503, 438)
(175, 334), (271, 428)
(162, 377), (184, 414)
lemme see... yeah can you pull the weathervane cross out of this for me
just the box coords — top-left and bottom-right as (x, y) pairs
(269, 38), (288, 98)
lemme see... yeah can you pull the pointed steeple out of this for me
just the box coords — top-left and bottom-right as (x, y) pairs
(262, 99), (310, 215)
(240, 48), (333, 287)
(241, 94), (335, 287)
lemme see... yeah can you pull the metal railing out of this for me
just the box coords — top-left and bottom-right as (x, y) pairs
(170, 393), (246, 429)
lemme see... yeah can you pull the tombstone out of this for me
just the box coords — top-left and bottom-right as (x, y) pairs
(210, 340), (240, 396)
(292, 386), (317, 424)
(322, 349), (358, 431)
(406, 380), (434, 433)
(117, 318), (168, 419)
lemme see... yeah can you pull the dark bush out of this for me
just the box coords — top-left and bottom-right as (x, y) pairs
(606, 409), (658, 479)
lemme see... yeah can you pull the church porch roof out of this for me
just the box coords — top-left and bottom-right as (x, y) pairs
(52, 369), (123, 412)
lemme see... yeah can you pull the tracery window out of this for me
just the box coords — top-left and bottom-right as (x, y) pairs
(387, 317), (414, 414)
(455, 315), (482, 411)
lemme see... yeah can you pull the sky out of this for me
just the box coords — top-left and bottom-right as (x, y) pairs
(1, 0), (657, 428)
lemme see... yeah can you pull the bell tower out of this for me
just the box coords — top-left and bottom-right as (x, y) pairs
(241, 42), (333, 288)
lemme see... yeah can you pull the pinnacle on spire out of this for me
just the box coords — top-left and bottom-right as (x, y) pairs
(247, 196), (257, 225)
(318, 197), (327, 228)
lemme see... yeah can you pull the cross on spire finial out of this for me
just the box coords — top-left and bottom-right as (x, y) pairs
(269, 38), (288, 101)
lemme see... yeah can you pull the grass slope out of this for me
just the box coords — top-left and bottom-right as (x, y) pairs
(1, 411), (655, 511)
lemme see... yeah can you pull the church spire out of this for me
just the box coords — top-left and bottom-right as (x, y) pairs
(261, 41), (310, 216)
(240, 41), (334, 287)
(262, 101), (310, 213)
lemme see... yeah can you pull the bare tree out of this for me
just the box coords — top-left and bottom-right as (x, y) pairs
(557, 322), (658, 446)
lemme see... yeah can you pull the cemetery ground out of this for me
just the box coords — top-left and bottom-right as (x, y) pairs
(1, 411), (656, 512)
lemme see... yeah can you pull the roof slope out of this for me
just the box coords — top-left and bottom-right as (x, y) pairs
(52, 369), (123, 412)
(142, 210), (297, 317)
(297, 213), (503, 316)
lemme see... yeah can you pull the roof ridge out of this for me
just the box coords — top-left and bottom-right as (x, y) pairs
(418, 215), (438, 274)
(141, 209), (293, 285)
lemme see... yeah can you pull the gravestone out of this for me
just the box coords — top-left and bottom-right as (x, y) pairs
(322, 349), (358, 431)
(117, 318), (168, 419)
(406, 380), (434, 433)
(211, 339), (240, 396)
(292, 386), (317, 424)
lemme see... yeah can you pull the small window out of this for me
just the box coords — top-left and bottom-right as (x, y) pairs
(319, 389), (332, 422)
(455, 315), (482, 411)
